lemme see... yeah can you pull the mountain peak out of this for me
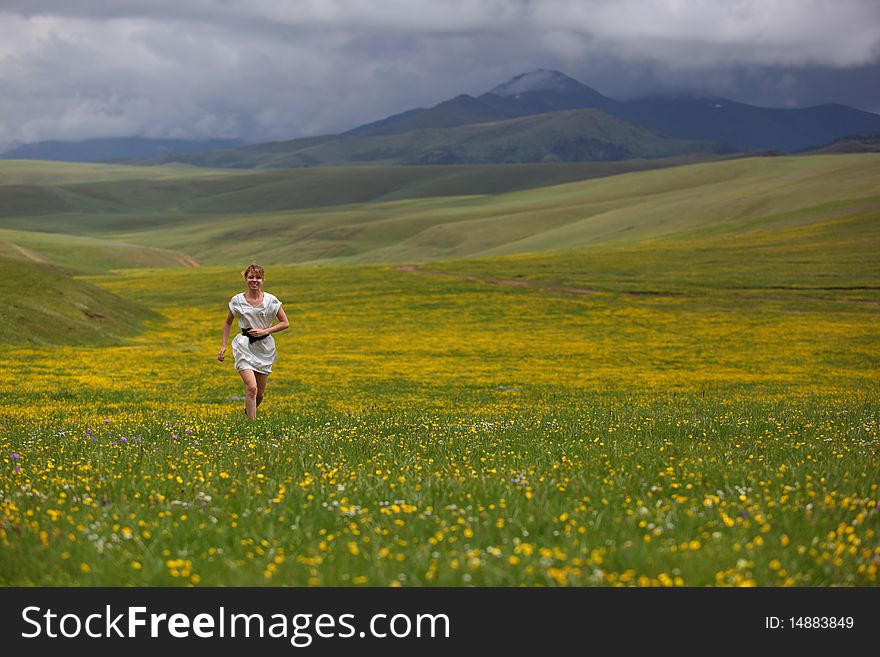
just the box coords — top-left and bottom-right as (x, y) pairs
(489, 69), (585, 97)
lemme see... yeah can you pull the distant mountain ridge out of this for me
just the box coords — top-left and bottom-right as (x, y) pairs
(160, 108), (721, 168)
(348, 69), (880, 153)
(613, 97), (880, 152)
(175, 69), (879, 168)
(0, 137), (244, 163)
(4, 69), (879, 167)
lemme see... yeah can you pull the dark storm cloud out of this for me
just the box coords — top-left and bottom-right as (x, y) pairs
(1, 1), (878, 147)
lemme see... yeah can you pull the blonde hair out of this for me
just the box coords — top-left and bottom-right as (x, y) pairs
(242, 263), (265, 279)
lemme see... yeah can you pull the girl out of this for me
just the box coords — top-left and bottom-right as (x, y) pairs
(218, 264), (289, 419)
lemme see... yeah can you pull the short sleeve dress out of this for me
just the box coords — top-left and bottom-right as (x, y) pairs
(228, 292), (283, 374)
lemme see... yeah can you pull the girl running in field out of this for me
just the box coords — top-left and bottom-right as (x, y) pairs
(218, 264), (289, 419)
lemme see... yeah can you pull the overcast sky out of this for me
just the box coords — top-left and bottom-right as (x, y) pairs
(1, 0), (879, 147)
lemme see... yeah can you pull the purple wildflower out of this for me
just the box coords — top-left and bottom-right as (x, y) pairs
(13, 465), (20, 472)
(185, 429), (193, 436)
(171, 434), (178, 441)
(120, 437), (127, 443)
(11, 453), (19, 461)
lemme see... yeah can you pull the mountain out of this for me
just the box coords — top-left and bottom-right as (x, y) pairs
(345, 94), (511, 138)
(613, 97), (880, 152)
(348, 69), (880, 153)
(347, 69), (618, 137)
(157, 109), (720, 168)
(155, 70), (725, 167)
(481, 69), (619, 115)
(0, 137), (245, 163)
(5, 71), (879, 168)
(144, 69), (880, 168)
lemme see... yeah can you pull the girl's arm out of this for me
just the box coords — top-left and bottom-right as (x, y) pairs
(270, 307), (290, 334)
(218, 310), (234, 361)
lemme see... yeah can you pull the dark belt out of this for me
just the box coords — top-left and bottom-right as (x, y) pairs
(241, 328), (269, 344)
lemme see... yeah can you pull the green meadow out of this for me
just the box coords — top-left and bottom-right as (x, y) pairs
(0, 154), (877, 586)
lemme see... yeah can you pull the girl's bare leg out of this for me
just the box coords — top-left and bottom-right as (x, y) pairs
(239, 369), (258, 419)
(255, 372), (269, 408)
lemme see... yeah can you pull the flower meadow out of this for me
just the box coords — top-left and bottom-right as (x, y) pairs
(1, 264), (878, 586)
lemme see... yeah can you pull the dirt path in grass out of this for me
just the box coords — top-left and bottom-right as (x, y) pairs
(3, 240), (49, 263)
(173, 253), (201, 267)
(395, 265), (880, 305)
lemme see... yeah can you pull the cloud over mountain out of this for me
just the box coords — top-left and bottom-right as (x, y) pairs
(1, 1), (879, 147)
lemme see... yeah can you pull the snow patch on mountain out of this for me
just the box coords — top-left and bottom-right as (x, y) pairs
(490, 69), (578, 97)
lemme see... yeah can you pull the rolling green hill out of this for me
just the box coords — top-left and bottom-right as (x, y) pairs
(0, 159), (223, 185)
(117, 153), (880, 268)
(0, 156), (724, 237)
(0, 154), (876, 272)
(0, 255), (160, 346)
(802, 136), (880, 154)
(156, 109), (719, 168)
(0, 228), (198, 271)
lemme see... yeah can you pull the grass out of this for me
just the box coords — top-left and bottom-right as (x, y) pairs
(3, 398), (876, 586)
(0, 154), (877, 586)
(0, 256), (160, 346)
(0, 154), (875, 270)
(0, 252), (877, 585)
(0, 228), (197, 273)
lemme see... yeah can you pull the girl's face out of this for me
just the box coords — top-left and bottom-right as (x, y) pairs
(246, 272), (263, 289)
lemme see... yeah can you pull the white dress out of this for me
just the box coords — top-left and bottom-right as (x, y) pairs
(229, 292), (283, 374)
